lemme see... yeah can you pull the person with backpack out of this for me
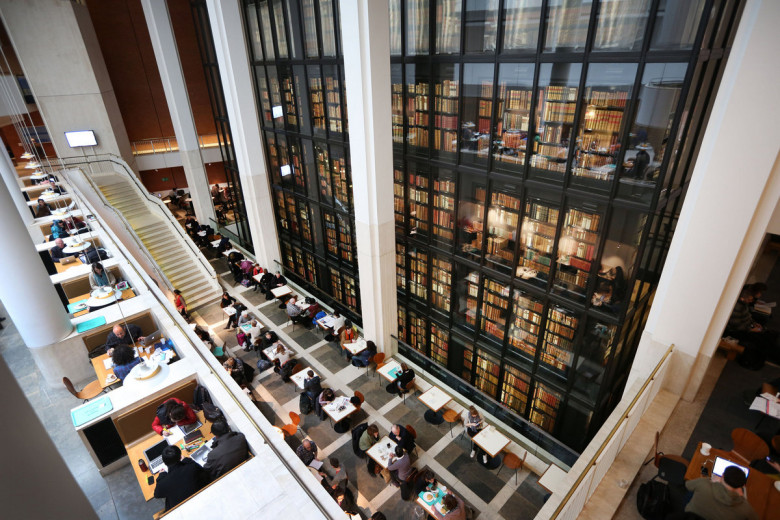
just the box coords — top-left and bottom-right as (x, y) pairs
(303, 370), (323, 405)
(151, 398), (198, 436)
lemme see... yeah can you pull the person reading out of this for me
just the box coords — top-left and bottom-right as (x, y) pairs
(151, 398), (198, 436)
(105, 323), (145, 349)
(111, 344), (141, 380)
(203, 420), (248, 481)
(153, 445), (206, 512)
(386, 362), (414, 395)
(684, 465), (758, 520)
(89, 262), (116, 289)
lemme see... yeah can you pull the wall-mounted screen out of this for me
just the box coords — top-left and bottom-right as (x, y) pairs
(65, 130), (97, 147)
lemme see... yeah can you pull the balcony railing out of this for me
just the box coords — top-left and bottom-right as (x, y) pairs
(130, 133), (226, 155)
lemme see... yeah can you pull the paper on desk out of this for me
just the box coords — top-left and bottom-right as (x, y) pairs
(750, 395), (780, 418)
(165, 426), (185, 445)
(309, 459), (323, 470)
(103, 357), (114, 369)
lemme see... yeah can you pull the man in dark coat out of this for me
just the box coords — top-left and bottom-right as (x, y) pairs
(153, 445), (207, 511)
(203, 420), (249, 481)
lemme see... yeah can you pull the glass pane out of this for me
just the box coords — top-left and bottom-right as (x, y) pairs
(280, 68), (299, 129)
(408, 163), (429, 237)
(406, 0), (429, 55)
(389, 0), (402, 55)
(258, 2), (275, 60)
(329, 266), (343, 301)
(315, 144), (333, 205)
(393, 164), (405, 233)
(288, 139), (305, 191)
(254, 66), (272, 126)
(409, 311), (427, 353)
(276, 134), (292, 189)
(455, 267), (479, 333)
(480, 276), (510, 343)
(392, 64), (404, 145)
(285, 193), (299, 234)
(594, 207), (646, 312)
(272, 0), (288, 57)
(432, 167), (456, 249)
(430, 323), (449, 367)
(572, 319), (616, 402)
(274, 189), (288, 231)
(267, 67), (284, 130)
(460, 63), (492, 167)
(302, 0), (319, 57)
(503, 0), (542, 52)
(518, 195), (559, 288)
(246, 3), (264, 60)
(461, 339), (474, 380)
(304, 251), (317, 284)
(431, 255), (453, 313)
(329, 146), (350, 212)
(464, 0), (498, 53)
(398, 306), (407, 342)
(433, 64), (459, 159)
(319, 0), (337, 56)
(529, 63), (581, 181)
(323, 211), (338, 256)
(554, 202), (603, 300)
(651, 0), (706, 51)
(618, 63), (687, 204)
(486, 185), (521, 272)
(540, 304), (578, 379)
(530, 382), (562, 432)
(456, 176), (485, 262)
(435, 0), (461, 54)
(501, 364), (531, 414)
(474, 349), (500, 397)
(265, 131), (281, 184)
(571, 63), (637, 189)
(406, 64), (430, 154)
(594, 0), (651, 52)
(302, 140), (319, 199)
(323, 65), (343, 136)
(282, 242), (294, 269)
(544, 0), (592, 53)
(508, 289), (543, 365)
(297, 200), (312, 242)
(396, 243), (406, 290)
(293, 66), (310, 135)
(493, 63), (534, 173)
(336, 213), (354, 263)
(408, 246), (428, 301)
(308, 66), (327, 138)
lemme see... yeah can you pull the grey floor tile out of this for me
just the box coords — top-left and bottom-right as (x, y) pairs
(312, 343), (349, 374)
(499, 490), (543, 519)
(349, 373), (397, 410)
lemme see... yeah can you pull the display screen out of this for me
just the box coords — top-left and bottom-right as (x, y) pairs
(712, 456), (749, 478)
(281, 164), (292, 177)
(65, 130), (97, 147)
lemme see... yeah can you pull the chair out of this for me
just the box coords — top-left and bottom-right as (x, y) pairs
(291, 362), (304, 376)
(289, 411), (303, 436)
(730, 427), (769, 463)
(497, 450), (526, 484)
(354, 391), (365, 410)
(772, 435), (780, 455)
(650, 431), (690, 468)
(405, 425), (418, 456)
(402, 379), (416, 403)
(442, 409), (461, 437)
(370, 352), (386, 381)
(281, 423), (299, 439)
(62, 376), (104, 403)
(212, 345), (225, 359)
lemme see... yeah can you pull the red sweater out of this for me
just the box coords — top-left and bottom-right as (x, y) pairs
(151, 398), (198, 434)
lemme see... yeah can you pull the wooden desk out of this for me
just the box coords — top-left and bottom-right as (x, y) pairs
(686, 442), (780, 520)
(366, 436), (397, 470)
(270, 286), (292, 298)
(343, 338), (368, 356)
(416, 484), (450, 518)
(69, 289), (137, 317)
(377, 360), (402, 382)
(91, 347), (149, 388)
(472, 425), (510, 458)
(290, 369), (318, 390)
(323, 395), (357, 424)
(418, 386), (452, 412)
(126, 411), (214, 501)
(55, 259), (84, 273)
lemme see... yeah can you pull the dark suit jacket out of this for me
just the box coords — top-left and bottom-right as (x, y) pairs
(389, 426), (415, 453)
(204, 432), (249, 481)
(153, 458), (207, 511)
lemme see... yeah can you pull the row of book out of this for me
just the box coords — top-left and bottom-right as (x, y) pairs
(435, 98), (458, 115)
(434, 193), (454, 210)
(481, 317), (506, 341)
(435, 80), (459, 97)
(581, 110), (624, 133)
(555, 269), (589, 290)
(541, 102), (577, 123)
(501, 113), (530, 132)
(434, 130), (458, 152)
(530, 155), (568, 172)
(558, 238), (596, 261)
(565, 209), (601, 232)
(586, 89), (629, 108)
(433, 208), (454, 229)
(434, 114), (458, 129)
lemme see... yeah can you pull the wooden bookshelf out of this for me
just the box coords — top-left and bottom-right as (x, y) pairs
(518, 199), (559, 282)
(502, 2), (540, 51)
(323, 212), (338, 256)
(396, 243), (406, 291)
(336, 214), (354, 263)
(308, 73), (326, 135)
(318, 0), (337, 57)
(461, 271), (480, 328)
(530, 382), (562, 433)
(462, 342), (474, 381)
(458, 186), (485, 258)
(408, 171), (429, 236)
(530, 86), (578, 174)
(435, 0), (461, 54)
(474, 349), (500, 398)
(294, 247), (306, 278)
(554, 207), (601, 296)
(433, 78), (459, 155)
(398, 307), (407, 343)
(493, 82), (531, 167)
(331, 154), (350, 210)
(408, 248), (428, 300)
(394, 167), (405, 232)
(392, 79), (404, 143)
(315, 145), (333, 201)
(282, 242), (294, 271)
(430, 323), (449, 367)
(572, 87), (630, 181)
(329, 266), (343, 302)
(480, 277), (510, 342)
(540, 305), (578, 376)
(508, 289), (543, 361)
(285, 194), (299, 234)
(500, 365), (530, 415)
(430, 256), (452, 312)
(343, 273), (358, 311)
(281, 74), (298, 127)
(409, 311), (426, 353)
(325, 73), (343, 134)
(432, 173), (455, 244)
(274, 190), (288, 232)
(406, 80), (429, 149)
(301, 0), (318, 57)
(486, 190), (520, 269)
(304, 252), (316, 284)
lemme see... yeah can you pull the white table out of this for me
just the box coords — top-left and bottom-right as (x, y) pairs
(366, 436), (398, 470)
(377, 359), (402, 382)
(210, 239), (221, 247)
(263, 344), (293, 362)
(323, 396), (357, 424)
(41, 191), (59, 200)
(343, 338), (368, 356)
(29, 172), (47, 180)
(252, 273), (264, 283)
(271, 286), (292, 298)
(317, 315), (336, 329)
(197, 230), (207, 237)
(85, 288), (121, 308)
(222, 248), (240, 257)
(63, 241), (91, 254)
(239, 322), (252, 333)
(123, 358), (171, 388)
(290, 369), (318, 390)
(749, 393), (780, 425)
(472, 425), (510, 457)
(223, 306), (237, 317)
(295, 301), (311, 311)
(418, 386), (452, 412)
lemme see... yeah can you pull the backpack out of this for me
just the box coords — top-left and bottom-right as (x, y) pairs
(192, 384), (212, 411)
(299, 393), (313, 415)
(257, 358), (273, 372)
(351, 422), (368, 457)
(636, 478), (671, 520)
(202, 401), (224, 422)
(279, 360), (295, 382)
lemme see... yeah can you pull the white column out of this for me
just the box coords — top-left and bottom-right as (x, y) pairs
(0, 145), (33, 224)
(204, 0), (280, 269)
(626, 0), (780, 400)
(340, 0), (397, 352)
(0, 175), (72, 347)
(140, 0), (216, 225)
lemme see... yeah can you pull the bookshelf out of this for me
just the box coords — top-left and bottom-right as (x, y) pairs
(508, 289), (543, 362)
(480, 277), (510, 343)
(285, 194), (299, 234)
(256, 67), (272, 125)
(324, 67), (343, 134)
(530, 382), (562, 433)
(398, 307), (408, 343)
(394, 166), (405, 233)
(406, 0), (429, 55)
(329, 265), (343, 301)
(271, 0), (288, 57)
(460, 66), (493, 165)
(294, 247), (306, 278)
(572, 86), (630, 181)
(462, 342), (474, 380)
(540, 305), (578, 377)
(302, 0), (318, 57)
(289, 141), (305, 190)
(485, 189), (520, 270)
(246, 3), (264, 60)
(432, 169), (455, 245)
(282, 242), (294, 271)
(500, 364), (530, 415)
(304, 251), (316, 284)
(408, 248), (428, 301)
(502, 0), (540, 52)
(431, 256), (452, 313)
(435, 0), (461, 54)
(430, 322), (449, 367)
(463, 0), (498, 53)
(274, 190), (288, 231)
(392, 66), (404, 144)
(409, 311), (427, 353)
(257, 2), (275, 60)
(281, 73), (298, 128)
(389, 0), (402, 55)
(474, 349), (500, 398)
(396, 243), (406, 291)
(457, 183), (486, 260)
(493, 65), (533, 170)
(323, 211), (338, 256)
(459, 270), (480, 330)
(408, 170), (429, 236)
(517, 198), (559, 285)
(544, 2), (591, 52)
(315, 145), (333, 203)
(530, 84), (579, 174)
(433, 69), (459, 157)
(336, 213), (354, 263)
(318, 0), (337, 57)
(330, 151), (350, 210)
(554, 206), (601, 297)
(343, 273), (358, 311)
(406, 74), (430, 151)
(308, 68), (326, 136)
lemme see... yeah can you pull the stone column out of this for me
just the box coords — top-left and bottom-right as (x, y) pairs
(140, 0), (216, 225)
(0, 144), (32, 224)
(626, 0), (780, 401)
(204, 0), (280, 269)
(340, 0), (397, 352)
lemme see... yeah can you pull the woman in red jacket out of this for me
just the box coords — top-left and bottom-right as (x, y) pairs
(152, 398), (198, 436)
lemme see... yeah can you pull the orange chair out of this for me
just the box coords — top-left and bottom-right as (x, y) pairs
(354, 391), (365, 410)
(442, 409), (461, 437)
(62, 376), (104, 403)
(730, 428), (769, 463)
(281, 423), (299, 439)
(405, 424), (418, 456)
(498, 450), (527, 484)
(291, 362), (304, 376)
(772, 435), (780, 455)
(289, 411), (303, 437)
(370, 353), (386, 379)
(402, 379), (416, 403)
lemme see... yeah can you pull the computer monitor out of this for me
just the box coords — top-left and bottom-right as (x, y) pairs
(712, 456), (750, 478)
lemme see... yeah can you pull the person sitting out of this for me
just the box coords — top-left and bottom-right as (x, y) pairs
(684, 465), (758, 520)
(432, 492), (466, 520)
(249, 321), (266, 350)
(50, 238), (76, 263)
(214, 234), (230, 257)
(317, 388), (335, 420)
(296, 439), (319, 467)
(258, 270), (274, 294)
(274, 343), (293, 367)
(35, 198), (51, 218)
(286, 296), (305, 324)
(223, 357), (249, 387)
(89, 262), (116, 289)
(202, 420), (248, 481)
(219, 291), (235, 309)
(387, 445), (413, 487)
(303, 370), (322, 404)
(49, 220), (67, 240)
(250, 264), (263, 291)
(389, 424), (415, 453)
(727, 287), (779, 365)
(323, 311), (346, 341)
(386, 362), (415, 395)
(351, 340), (377, 368)
(339, 320), (357, 356)
(327, 457), (348, 494)
(266, 271), (287, 301)
(106, 323), (145, 349)
(225, 301), (245, 330)
(312, 308), (328, 330)
(193, 325), (216, 349)
(62, 216), (88, 234)
(111, 344), (141, 381)
(464, 406), (485, 458)
(333, 487), (358, 515)
(151, 398), (198, 436)
(153, 445), (207, 512)
(359, 424), (380, 474)
(414, 469), (437, 496)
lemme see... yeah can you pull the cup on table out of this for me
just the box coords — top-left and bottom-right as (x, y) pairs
(700, 443), (711, 456)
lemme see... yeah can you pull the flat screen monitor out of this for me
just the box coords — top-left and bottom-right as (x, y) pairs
(712, 456), (749, 478)
(281, 164), (292, 177)
(65, 130), (97, 148)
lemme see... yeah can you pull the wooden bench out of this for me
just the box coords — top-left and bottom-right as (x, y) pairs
(81, 311), (157, 355)
(60, 266), (122, 299)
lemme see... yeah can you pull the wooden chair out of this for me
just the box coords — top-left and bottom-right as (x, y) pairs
(498, 450), (527, 484)
(405, 424), (418, 456)
(281, 423), (299, 439)
(371, 353), (386, 381)
(772, 435), (780, 455)
(442, 409), (461, 437)
(289, 411), (303, 437)
(62, 376), (104, 403)
(402, 379), (416, 403)
(730, 428), (769, 463)
(291, 362), (304, 376)
(651, 431), (690, 468)
(354, 391), (365, 411)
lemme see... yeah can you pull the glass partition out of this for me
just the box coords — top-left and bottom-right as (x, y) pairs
(650, 0), (706, 50)
(318, 0), (337, 56)
(432, 167), (456, 249)
(539, 304), (578, 380)
(392, 64), (404, 146)
(460, 63), (493, 166)
(406, 64), (430, 155)
(502, 0), (542, 53)
(508, 289), (544, 366)
(480, 275), (510, 344)
(433, 64), (460, 159)
(517, 194), (560, 288)
(485, 183), (521, 273)
(389, 0), (402, 55)
(455, 266), (480, 333)
(593, 207), (646, 312)
(408, 246), (429, 301)
(553, 201), (604, 301)
(571, 319), (616, 402)
(431, 254), (453, 313)
(430, 322), (450, 367)
(501, 363), (531, 415)
(408, 162), (430, 237)
(493, 63), (534, 173)
(436, 0), (462, 54)
(544, 0), (593, 53)
(593, 0), (651, 52)
(464, 0), (498, 54)
(406, 0), (429, 55)
(456, 175), (486, 262)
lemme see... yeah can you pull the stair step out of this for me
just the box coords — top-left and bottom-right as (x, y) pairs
(169, 271), (203, 288)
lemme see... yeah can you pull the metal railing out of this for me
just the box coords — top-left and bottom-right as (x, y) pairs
(130, 133), (223, 155)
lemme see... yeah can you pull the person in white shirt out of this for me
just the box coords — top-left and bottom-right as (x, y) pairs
(248, 320), (263, 344)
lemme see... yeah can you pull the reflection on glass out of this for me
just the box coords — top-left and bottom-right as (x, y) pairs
(593, 0), (651, 51)
(464, 0), (498, 53)
(408, 163), (429, 236)
(255, 66), (272, 125)
(304, 251), (316, 284)
(474, 349), (500, 397)
(409, 310), (427, 353)
(266, 67), (283, 129)
(408, 247), (428, 300)
(460, 63), (492, 166)
(272, 0), (288, 57)
(503, 0), (542, 52)
(323, 65), (343, 135)
(297, 200), (312, 241)
(431, 255), (453, 312)
(302, 0), (318, 57)
(456, 177), (485, 261)
(287, 139), (305, 191)
(651, 0), (706, 50)
(529, 63), (581, 179)
(274, 189), (287, 231)
(501, 364), (530, 414)
(336, 213), (353, 262)
(246, 3), (264, 60)
(393, 165), (404, 233)
(323, 211), (337, 256)
(461, 339), (474, 380)
(293, 66), (310, 135)
(493, 63), (534, 172)
(436, 0), (461, 54)
(530, 382), (562, 432)
(406, 0), (429, 55)
(280, 68), (298, 129)
(594, 207), (646, 312)
(315, 144), (332, 204)
(540, 304), (578, 378)
(329, 146), (350, 212)
(508, 289), (543, 364)
(571, 63), (637, 184)
(518, 196), (559, 287)
(572, 319), (616, 402)
(265, 131), (280, 184)
(432, 168), (456, 248)
(329, 265), (343, 301)
(389, 0), (402, 55)
(398, 306), (407, 342)
(308, 66), (326, 138)
(456, 268), (479, 332)
(480, 276), (510, 343)
(405, 65), (429, 152)
(276, 134), (291, 188)
(319, 0), (337, 56)
(554, 204), (602, 299)
(396, 243), (406, 290)
(433, 64), (459, 158)
(392, 64), (403, 144)
(258, 2), (275, 60)
(430, 323), (449, 367)
(544, 0), (593, 52)
(285, 193), (299, 234)
(485, 187), (520, 272)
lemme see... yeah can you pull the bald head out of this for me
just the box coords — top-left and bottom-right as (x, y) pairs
(55, 238), (65, 248)
(113, 325), (125, 338)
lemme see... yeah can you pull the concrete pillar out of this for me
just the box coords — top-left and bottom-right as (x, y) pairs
(0, 0), (135, 168)
(0, 144), (32, 224)
(204, 0), (280, 268)
(140, 0), (216, 225)
(0, 172), (72, 347)
(340, 0), (397, 352)
(626, 0), (780, 401)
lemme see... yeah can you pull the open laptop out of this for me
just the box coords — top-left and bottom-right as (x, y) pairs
(142, 330), (162, 346)
(712, 456), (750, 478)
(190, 443), (212, 467)
(143, 439), (170, 474)
(59, 255), (78, 265)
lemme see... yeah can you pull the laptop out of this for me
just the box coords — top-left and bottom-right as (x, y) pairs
(144, 439), (170, 474)
(712, 456), (750, 478)
(190, 444), (212, 467)
(59, 255), (78, 265)
(142, 330), (162, 346)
